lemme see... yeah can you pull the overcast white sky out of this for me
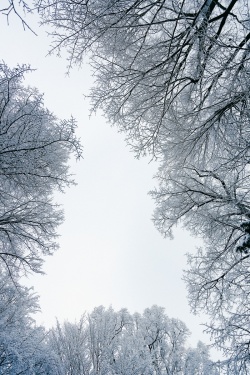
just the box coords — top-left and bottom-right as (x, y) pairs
(0, 6), (216, 352)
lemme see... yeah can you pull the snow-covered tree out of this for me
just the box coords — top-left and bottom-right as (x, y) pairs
(0, 0), (34, 30)
(38, 0), (249, 155)
(87, 306), (132, 375)
(138, 306), (189, 374)
(184, 341), (218, 375)
(49, 316), (90, 375)
(0, 265), (60, 374)
(49, 306), (218, 375)
(36, 1), (250, 369)
(0, 62), (81, 276)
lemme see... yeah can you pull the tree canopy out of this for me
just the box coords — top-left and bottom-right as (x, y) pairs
(1, 0), (250, 371)
(36, 0), (250, 371)
(0, 62), (82, 276)
(0, 264), (61, 374)
(49, 305), (219, 375)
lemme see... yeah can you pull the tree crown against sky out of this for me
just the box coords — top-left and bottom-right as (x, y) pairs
(0, 62), (82, 276)
(0, 296), (220, 375)
(49, 305), (219, 375)
(2, 0), (250, 371)
(38, 0), (250, 155)
(0, 265), (61, 374)
(35, 0), (250, 371)
(0, 3), (225, 374)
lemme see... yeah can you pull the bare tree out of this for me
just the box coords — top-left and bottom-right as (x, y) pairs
(36, 0), (250, 370)
(49, 305), (218, 374)
(0, 264), (61, 374)
(38, 0), (250, 154)
(0, 62), (82, 276)
(0, 0), (37, 32)
(49, 316), (90, 375)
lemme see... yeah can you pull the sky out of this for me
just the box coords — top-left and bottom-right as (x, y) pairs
(0, 5), (216, 352)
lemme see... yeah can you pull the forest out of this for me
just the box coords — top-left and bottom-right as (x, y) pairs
(1, 0), (250, 373)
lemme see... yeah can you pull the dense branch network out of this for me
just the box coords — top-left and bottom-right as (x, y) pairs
(38, 0), (250, 154)
(35, 1), (250, 371)
(0, 62), (82, 276)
